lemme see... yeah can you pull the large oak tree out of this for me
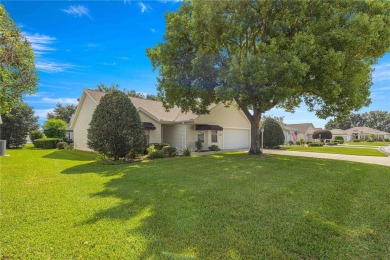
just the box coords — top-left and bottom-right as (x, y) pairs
(147, 0), (390, 154)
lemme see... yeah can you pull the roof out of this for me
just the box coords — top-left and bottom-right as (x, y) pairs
(85, 89), (208, 122)
(285, 123), (315, 132)
(344, 126), (390, 135)
(282, 124), (297, 131)
(330, 129), (348, 135)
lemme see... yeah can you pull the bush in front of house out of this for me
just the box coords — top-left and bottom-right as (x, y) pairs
(30, 129), (45, 142)
(385, 138), (390, 142)
(162, 146), (177, 157)
(56, 142), (70, 150)
(33, 138), (62, 149)
(146, 145), (164, 159)
(87, 90), (145, 160)
(308, 142), (324, 147)
(208, 144), (220, 151)
(182, 147), (191, 156)
(260, 117), (285, 148)
(42, 119), (67, 139)
(288, 141), (293, 146)
(312, 130), (332, 141)
(195, 141), (203, 151)
(353, 139), (361, 142)
(367, 139), (375, 142)
(334, 136), (344, 144)
(149, 143), (169, 150)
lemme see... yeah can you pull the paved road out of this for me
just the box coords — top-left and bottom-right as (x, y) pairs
(263, 149), (390, 167)
(379, 145), (390, 156)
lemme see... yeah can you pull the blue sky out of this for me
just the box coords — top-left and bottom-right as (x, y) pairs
(3, 1), (390, 127)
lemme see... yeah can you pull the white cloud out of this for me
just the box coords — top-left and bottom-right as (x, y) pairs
(36, 61), (74, 73)
(42, 97), (79, 105)
(63, 5), (93, 20)
(151, 28), (156, 33)
(372, 86), (390, 92)
(373, 62), (390, 82)
(35, 109), (54, 119)
(138, 2), (151, 13)
(22, 32), (56, 55)
(100, 62), (116, 66)
(117, 56), (129, 60)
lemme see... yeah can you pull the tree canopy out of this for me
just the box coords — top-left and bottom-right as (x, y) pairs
(325, 111), (390, 132)
(260, 117), (285, 148)
(96, 83), (159, 101)
(87, 90), (145, 160)
(0, 103), (38, 148)
(42, 119), (68, 139)
(0, 5), (38, 114)
(147, 0), (390, 154)
(47, 103), (77, 123)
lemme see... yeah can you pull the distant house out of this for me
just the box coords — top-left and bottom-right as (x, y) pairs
(282, 124), (298, 144)
(285, 123), (317, 142)
(70, 89), (251, 151)
(330, 127), (390, 141)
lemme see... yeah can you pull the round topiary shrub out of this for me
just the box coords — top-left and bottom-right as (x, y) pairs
(260, 117), (285, 148)
(334, 136), (344, 144)
(30, 129), (45, 142)
(313, 130), (332, 141)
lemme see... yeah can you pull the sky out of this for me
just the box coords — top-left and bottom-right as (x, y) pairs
(2, 1), (390, 127)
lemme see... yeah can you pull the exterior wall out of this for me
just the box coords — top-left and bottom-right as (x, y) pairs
(305, 125), (316, 141)
(162, 124), (185, 149)
(73, 95), (96, 151)
(138, 111), (162, 144)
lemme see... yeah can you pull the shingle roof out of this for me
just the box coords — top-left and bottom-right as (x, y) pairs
(344, 126), (390, 135)
(285, 123), (314, 132)
(85, 89), (199, 122)
(330, 129), (347, 135)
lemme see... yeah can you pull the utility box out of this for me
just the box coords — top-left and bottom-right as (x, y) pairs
(0, 140), (6, 156)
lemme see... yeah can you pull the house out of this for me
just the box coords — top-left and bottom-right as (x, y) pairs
(70, 89), (251, 151)
(330, 127), (390, 141)
(282, 124), (298, 144)
(284, 123), (317, 142)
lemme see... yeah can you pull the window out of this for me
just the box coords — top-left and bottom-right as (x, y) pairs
(144, 130), (150, 145)
(198, 132), (204, 143)
(211, 130), (218, 143)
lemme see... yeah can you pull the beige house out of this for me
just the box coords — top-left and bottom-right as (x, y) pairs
(285, 123), (317, 142)
(70, 89), (251, 151)
(331, 127), (390, 141)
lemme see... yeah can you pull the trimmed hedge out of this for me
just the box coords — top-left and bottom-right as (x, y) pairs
(34, 138), (62, 149)
(308, 142), (324, 147)
(313, 130), (332, 140)
(208, 144), (220, 151)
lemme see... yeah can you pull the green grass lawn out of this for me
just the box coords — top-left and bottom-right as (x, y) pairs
(1, 147), (390, 259)
(345, 141), (390, 146)
(283, 145), (387, 156)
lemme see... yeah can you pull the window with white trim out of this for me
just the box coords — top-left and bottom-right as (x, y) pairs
(198, 131), (204, 143)
(211, 130), (218, 143)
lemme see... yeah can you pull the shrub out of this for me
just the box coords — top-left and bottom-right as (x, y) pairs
(87, 90), (145, 160)
(367, 139), (374, 142)
(385, 138), (390, 142)
(260, 118), (285, 148)
(33, 138), (62, 149)
(299, 139), (305, 146)
(312, 130), (332, 141)
(149, 143), (169, 150)
(308, 142), (324, 147)
(182, 147), (191, 156)
(334, 136), (344, 144)
(56, 142), (70, 150)
(353, 139), (361, 142)
(306, 141), (312, 145)
(288, 141), (293, 146)
(296, 141), (301, 145)
(146, 145), (164, 159)
(162, 146), (177, 157)
(30, 129), (44, 142)
(42, 119), (67, 139)
(327, 142), (338, 146)
(195, 141), (203, 151)
(208, 144), (220, 151)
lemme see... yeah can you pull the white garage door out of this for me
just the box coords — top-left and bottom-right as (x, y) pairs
(224, 129), (250, 149)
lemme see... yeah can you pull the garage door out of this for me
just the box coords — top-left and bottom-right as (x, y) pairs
(224, 129), (250, 149)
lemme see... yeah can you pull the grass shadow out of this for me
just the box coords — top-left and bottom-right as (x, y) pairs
(43, 149), (96, 161)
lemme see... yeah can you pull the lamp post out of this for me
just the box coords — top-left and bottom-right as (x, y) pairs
(261, 127), (264, 153)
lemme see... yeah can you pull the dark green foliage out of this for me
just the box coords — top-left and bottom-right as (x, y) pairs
(149, 143), (169, 150)
(288, 141), (293, 146)
(30, 129), (44, 142)
(313, 130), (332, 140)
(0, 103), (38, 148)
(33, 138), (62, 149)
(334, 136), (345, 144)
(308, 142), (324, 147)
(208, 144), (220, 151)
(47, 103), (77, 123)
(353, 139), (361, 142)
(56, 142), (70, 150)
(385, 138), (390, 142)
(367, 139), (375, 142)
(87, 90), (145, 160)
(162, 146), (177, 157)
(146, 145), (164, 159)
(182, 147), (191, 156)
(43, 119), (67, 139)
(195, 141), (203, 151)
(260, 118), (285, 148)
(325, 111), (390, 132)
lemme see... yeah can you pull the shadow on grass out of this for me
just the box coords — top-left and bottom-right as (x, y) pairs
(61, 153), (389, 258)
(43, 150), (96, 161)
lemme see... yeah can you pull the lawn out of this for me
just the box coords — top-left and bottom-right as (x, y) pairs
(283, 145), (387, 157)
(345, 141), (390, 146)
(1, 147), (390, 259)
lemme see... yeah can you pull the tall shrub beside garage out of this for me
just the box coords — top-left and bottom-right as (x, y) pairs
(87, 90), (145, 160)
(260, 117), (285, 148)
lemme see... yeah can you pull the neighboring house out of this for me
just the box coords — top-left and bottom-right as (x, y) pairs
(70, 89), (251, 151)
(330, 127), (390, 141)
(282, 124), (298, 144)
(285, 123), (317, 142)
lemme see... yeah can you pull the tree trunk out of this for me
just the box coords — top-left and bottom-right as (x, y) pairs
(249, 110), (262, 155)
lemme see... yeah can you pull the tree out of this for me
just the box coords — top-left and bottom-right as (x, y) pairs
(47, 103), (77, 123)
(325, 111), (390, 132)
(0, 103), (38, 148)
(42, 119), (67, 139)
(260, 117), (285, 148)
(87, 90), (145, 160)
(147, 0), (390, 154)
(96, 83), (159, 101)
(30, 129), (44, 142)
(0, 5), (38, 114)
(313, 130), (332, 141)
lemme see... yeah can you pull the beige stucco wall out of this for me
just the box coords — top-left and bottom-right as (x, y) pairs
(73, 95), (96, 151)
(138, 111), (162, 143)
(162, 124), (186, 149)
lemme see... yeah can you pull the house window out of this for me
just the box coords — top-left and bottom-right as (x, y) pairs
(198, 131), (204, 143)
(211, 130), (218, 143)
(144, 130), (150, 145)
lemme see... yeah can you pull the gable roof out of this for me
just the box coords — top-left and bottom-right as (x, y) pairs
(85, 89), (207, 123)
(330, 128), (347, 135)
(344, 126), (390, 135)
(285, 123), (315, 132)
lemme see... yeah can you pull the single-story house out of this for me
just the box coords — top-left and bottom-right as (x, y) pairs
(331, 127), (390, 141)
(284, 123), (317, 142)
(70, 89), (251, 151)
(282, 124), (298, 144)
